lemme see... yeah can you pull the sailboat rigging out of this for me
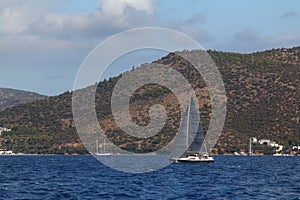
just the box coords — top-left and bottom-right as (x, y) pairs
(96, 136), (111, 155)
(170, 96), (214, 162)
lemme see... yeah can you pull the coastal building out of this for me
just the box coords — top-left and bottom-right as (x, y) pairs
(251, 137), (258, 143)
(292, 146), (300, 152)
(0, 127), (11, 132)
(0, 149), (13, 155)
(248, 137), (289, 155)
(276, 145), (284, 152)
(0, 127), (12, 136)
(269, 141), (277, 147)
(259, 139), (271, 145)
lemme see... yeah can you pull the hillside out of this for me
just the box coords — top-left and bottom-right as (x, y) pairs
(0, 88), (47, 111)
(0, 47), (299, 154)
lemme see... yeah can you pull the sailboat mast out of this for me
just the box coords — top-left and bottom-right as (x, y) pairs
(96, 134), (99, 154)
(103, 138), (106, 152)
(249, 138), (252, 156)
(186, 97), (191, 150)
(203, 140), (207, 153)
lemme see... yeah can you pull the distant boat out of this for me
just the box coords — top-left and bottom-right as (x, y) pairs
(234, 152), (240, 156)
(170, 96), (214, 163)
(96, 138), (112, 156)
(0, 149), (14, 155)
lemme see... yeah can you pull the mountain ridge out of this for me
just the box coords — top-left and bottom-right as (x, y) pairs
(0, 88), (47, 112)
(0, 46), (299, 154)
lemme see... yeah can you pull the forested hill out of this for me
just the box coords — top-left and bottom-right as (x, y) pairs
(0, 47), (299, 154)
(0, 88), (47, 111)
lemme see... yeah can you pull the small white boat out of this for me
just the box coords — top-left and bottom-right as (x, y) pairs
(95, 138), (112, 155)
(170, 96), (214, 163)
(174, 154), (214, 163)
(234, 152), (240, 156)
(0, 149), (14, 155)
(240, 152), (247, 156)
(96, 152), (112, 156)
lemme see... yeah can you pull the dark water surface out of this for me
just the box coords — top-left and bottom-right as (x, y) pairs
(0, 155), (299, 199)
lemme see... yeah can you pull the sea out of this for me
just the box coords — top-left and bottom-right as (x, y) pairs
(0, 155), (299, 200)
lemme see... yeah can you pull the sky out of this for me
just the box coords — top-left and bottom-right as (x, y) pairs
(1, 0), (300, 96)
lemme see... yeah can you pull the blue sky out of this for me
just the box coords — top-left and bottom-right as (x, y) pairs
(1, 0), (300, 95)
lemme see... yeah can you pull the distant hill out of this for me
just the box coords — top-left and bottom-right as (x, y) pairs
(0, 88), (47, 111)
(0, 47), (299, 154)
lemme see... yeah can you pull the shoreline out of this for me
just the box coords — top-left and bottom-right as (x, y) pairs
(0, 153), (298, 157)
(0, 153), (91, 156)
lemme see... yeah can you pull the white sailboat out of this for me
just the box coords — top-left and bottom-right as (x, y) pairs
(170, 96), (214, 163)
(96, 137), (112, 155)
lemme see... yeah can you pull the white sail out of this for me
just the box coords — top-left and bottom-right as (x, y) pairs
(170, 96), (213, 162)
(189, 120), (205, 155)
(170, 105), (190, 159)
(171, 97), (200, 159)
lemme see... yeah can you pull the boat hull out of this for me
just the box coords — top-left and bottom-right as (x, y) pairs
(171, 156), (214, 163)
(95, 153), (112, 156)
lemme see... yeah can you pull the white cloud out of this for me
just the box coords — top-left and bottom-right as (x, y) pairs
(0, 0), (159, 60)
(0, 0), (212, 52)
(100, 0), (154, 16)
(0, 0), (60, 34)
(0, 0), (155, 41)
(3, 1), (299, 57)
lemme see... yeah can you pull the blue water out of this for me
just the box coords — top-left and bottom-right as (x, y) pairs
(0, 156), (299, 199)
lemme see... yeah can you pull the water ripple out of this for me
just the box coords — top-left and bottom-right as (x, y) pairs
(0, 156), (299, 199)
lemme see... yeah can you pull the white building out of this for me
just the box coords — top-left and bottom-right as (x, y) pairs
(269, 141), (277, 147)
(251, 137), (258, 143)
(0, 127), (11, 132)
(0, 149), (13, 155)
(276, 145), (284, 152)
(292, 146), (300, 151)
(259, 139), (271, 145)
